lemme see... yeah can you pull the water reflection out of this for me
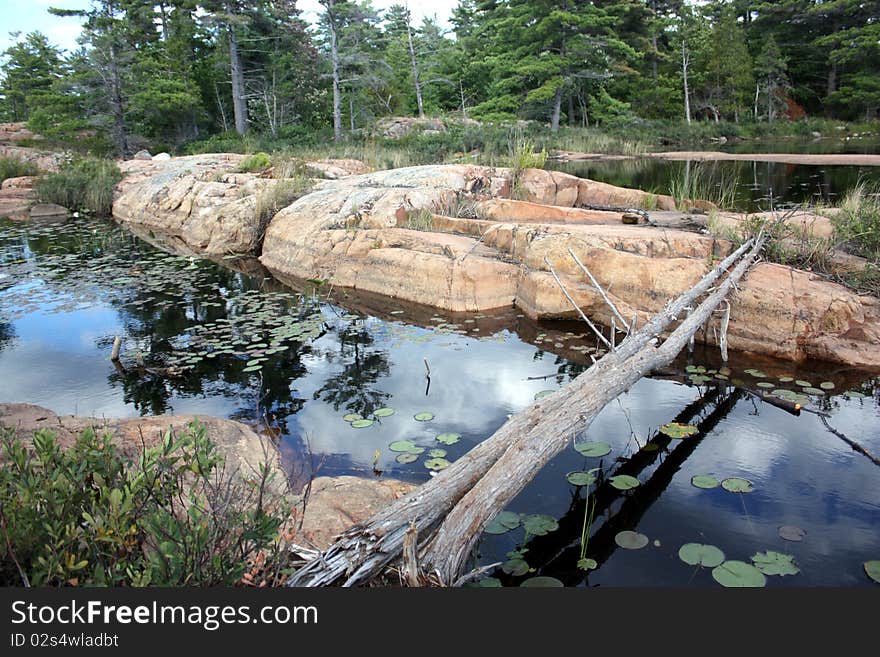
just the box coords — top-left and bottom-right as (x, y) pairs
(0, 216), (878, 586)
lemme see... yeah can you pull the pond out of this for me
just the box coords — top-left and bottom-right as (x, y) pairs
(548, 137), (880, 212)
(1, 216), (878, 588)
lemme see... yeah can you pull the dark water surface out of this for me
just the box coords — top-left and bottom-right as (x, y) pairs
(548, 137), (880, 212)
(1, 216), (878, 587)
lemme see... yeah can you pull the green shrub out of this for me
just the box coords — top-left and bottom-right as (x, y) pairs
(35, 157), (123, 215)
(239, 151), (272, 173)
(0, 156), (39, 184)
(0, 420), (294, 586)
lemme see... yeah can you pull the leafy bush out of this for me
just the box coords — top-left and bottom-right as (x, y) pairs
(0, 157), (39, 184)
(35, 157), (122, 215)
(0, 421), (294, 586)
(239, 151), (272, 173)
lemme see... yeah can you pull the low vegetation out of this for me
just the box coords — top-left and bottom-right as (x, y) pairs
(35, 157), (122, 215)
(831, 183), (880, 262)
(0, 156), (39, 184)
(0, 420), (295, 587)
(669, 162), (740, 211)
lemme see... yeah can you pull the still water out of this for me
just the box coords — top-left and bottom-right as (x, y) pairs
(0, 216), (878, 587)
(548, 137), (880, 212)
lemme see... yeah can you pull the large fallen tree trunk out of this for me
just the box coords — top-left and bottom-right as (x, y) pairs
(288, 238), (764, 587)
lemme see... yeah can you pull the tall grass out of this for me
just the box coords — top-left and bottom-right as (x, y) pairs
(668, 162), (740, 211)
(35, 157), (122, 215)
(0, 156), (39, 184)
(832, 182), (880, 262)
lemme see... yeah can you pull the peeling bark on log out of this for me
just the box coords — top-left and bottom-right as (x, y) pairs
(287, 239), (762, 587)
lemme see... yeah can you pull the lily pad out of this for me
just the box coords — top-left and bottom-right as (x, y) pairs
(864, 561), (880, 584)
(424, 457), (451, 471)
(577, 558), (598, 571)
(428, 448), (447, 458)
(778, 525), (807, 542)
(659, 422), (698, 439)
(414, 412), (435, 422)
(752, 550), (800, 576)
(722, 477), (754, 493)
(484, 511), (521, 535)
(566, 470), (597, 486)
(350, 419), (374, 428)
(436, 432), (461, 445)
(641, 443), (659, 452)
(521, 576), (564, 587)
(474, 577), (502, 587)
(691, 474), (720, 489)
(712, 561), (767, 588)
(678, 543), (725, 568)
(396, 453), (418, 464)
(374, 407), (396, 417)
(802, 387), (826, 396)
(795, 379), (812, 388)
(343, 413), (363, 422)
(534, 390), (555, 400)
(819, 381), (835, 390)
(501, 559), (530, 576)
(845, 391), (867, 399)
(522, 514), (559, 536)
(574, 441), (612, 458)
(615, 530), (649, 550)
(389, 440), (418, 453)
(242, 365), (262, 372)
(609, 474), (640, 490)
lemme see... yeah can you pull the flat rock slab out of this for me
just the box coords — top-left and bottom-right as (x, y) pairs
(297, 475), (417, 550)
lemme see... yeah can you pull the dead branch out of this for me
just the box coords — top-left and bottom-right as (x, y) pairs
(544, 256), (613, 350)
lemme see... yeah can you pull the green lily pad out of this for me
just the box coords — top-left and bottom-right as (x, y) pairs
(752, 551), (800, 576)
(691, 474), (720, 489)
(350, 419), (374, 428)
(522, 514), (558, 536)
(722, 477), (754, 493)
(343, 413), (363, 422)
(436, 432), (461, 445)
(424, 457), (451, 470)
(242, 365), (262, 372)
(534, 390), (555, 400)
(396, 453), (418, 464)
(428, 448), (447, 458)
(686, 365), (707, 373)
(414, 412), (435, 422)
(659, 422), (698, 439)
(484, 511), (521, 535)
(641, 442), (660, 452)
(845, 391), (867, 399)
(678, 543), (725, 568)
(566, 470), (597, 486)
(778, 525), (807, 542)
(864, 561), (880, 584)
(521, 576), (563, 587)
(795, 379), (812, 388)
(712, 561), (767, 587)
(389, 440), (418, 453)
(501, 559), (530, 576)
(689, 375), (712, 384)
(577, 558), (598, 571)
(474, 577), (502, 587)
(574, 441), (612, 457)
(609, 474), (640, 490)
(374, 407), (395, 417)
(819, 381), (835, 390)
(778, 376), (794, 382)
(615, 530), (649, 550)
(756, 381), (775, 389)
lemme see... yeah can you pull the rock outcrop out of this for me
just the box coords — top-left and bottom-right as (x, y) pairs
(260, 164), (880, 367)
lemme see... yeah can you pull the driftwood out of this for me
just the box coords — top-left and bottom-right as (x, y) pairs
(288, 238), (763, 587)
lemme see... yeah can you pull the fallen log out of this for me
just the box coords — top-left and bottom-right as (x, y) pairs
(288, 237), (764, 587)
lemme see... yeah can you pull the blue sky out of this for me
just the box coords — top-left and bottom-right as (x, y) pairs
(0, 0), (459, 55)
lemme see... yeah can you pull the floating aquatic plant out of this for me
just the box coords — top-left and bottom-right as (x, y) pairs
(414, 412), (434, 421)
(436, 432), (461, 445)
(721, 477), (754, 493)
(609, 474), (640, 490)
(712, 561), (767, 587)
(374, 407), (395, 417)
(615, 530), (649, 550)
(522, 514), (558, 536)
(691, 475), (720, 489)
(678, 543), (725, 568)
(574, 441), (612, 457)
(778, 525), (807, 542)
(659, 422), (698, 439)
(521, 576), (563, 587)
(484, 511), (521, 535)
(752, 550), (799, 576)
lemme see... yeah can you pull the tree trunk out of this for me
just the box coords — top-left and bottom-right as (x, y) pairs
(405, 15), (425, 118)
(327, 1), (343, 141)
(288, 240), (762, 587)
(228, 26), (248, 135)
(682, 43), (691, 125)
(108, 43), (128, 157)
(550, 85), (563, 133)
